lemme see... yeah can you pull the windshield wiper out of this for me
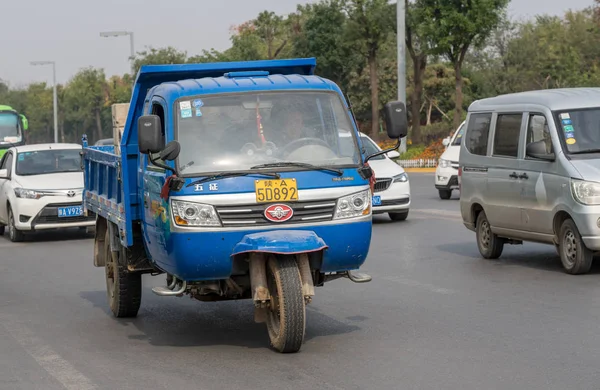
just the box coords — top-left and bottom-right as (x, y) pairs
(250, 162), (343, 176)
(186, 171), (280, 187)
(570, 149), (600, 155)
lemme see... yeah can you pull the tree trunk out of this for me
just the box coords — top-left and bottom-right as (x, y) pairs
(426, 98), (433, 125)
(411, 54), (427, 144)
(368, 51), (379, 137)
(453, 62), (464, 131)
(95, 109), (103, 141)
(60, 120), (65, 143)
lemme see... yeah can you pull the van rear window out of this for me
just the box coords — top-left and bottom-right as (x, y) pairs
(465, 113), (492, 156)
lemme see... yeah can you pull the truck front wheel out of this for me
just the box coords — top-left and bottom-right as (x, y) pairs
(104, 229), (142, 317)
(265, 255), (306, 353)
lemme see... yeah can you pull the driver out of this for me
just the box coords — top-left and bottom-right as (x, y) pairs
(268, 103), (314, 146)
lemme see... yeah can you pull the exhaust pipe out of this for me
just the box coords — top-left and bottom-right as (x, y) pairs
(152, 278), (187, 296)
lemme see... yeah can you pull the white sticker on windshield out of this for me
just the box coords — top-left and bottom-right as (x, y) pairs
(560, 113), (570, 119)
(179, 101), (191, 110)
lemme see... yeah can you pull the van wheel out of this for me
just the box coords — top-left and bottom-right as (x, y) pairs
(104, 229), (142, 317)
(476, 211), (504, 259)
(558, 219), (593, 275)
(265, 255), (305, 353)
(438, 189), (452, 200)
(0, 225), (4, 236)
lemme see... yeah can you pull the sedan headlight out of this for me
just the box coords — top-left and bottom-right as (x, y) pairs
(571, 179), (600, 205)
(171, 200), (221, 226)
(14, 188), (43, 199)
(334, 189), (371, 220)
(393, 172), (408, 183)
(438, 159), (450, 168)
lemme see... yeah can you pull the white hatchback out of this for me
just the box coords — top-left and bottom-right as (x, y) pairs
(0, 143), (96, 241)
(435, 121), (465, 199)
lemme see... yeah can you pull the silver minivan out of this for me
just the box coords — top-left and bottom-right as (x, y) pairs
(459, 88), (600, 274)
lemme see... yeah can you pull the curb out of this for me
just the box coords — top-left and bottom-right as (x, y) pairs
(404, 168), (437, 173)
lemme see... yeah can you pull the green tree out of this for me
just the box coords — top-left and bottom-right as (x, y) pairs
(344, 0), (396, 137)
(132, 47), (188, 75)
(418, 0), (510, 129)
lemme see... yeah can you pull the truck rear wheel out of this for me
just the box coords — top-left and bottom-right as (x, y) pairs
(265, 255), (306, 353)
(104, 229), (142, 317)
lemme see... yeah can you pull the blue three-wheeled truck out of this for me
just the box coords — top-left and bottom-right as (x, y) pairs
(82, 58), (407, 353)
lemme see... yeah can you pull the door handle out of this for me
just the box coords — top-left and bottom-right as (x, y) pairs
(509, 172), (519, 179)
(518, 173), (529, 180)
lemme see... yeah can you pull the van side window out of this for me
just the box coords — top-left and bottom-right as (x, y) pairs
(526, 114), (552, 155)
(147, 103), (166, 169)
(465, 113), (492, 156)
(493, 114), (522, 158)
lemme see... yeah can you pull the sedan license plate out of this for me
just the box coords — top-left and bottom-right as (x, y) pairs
(372, 195), (381, 206)
(255, 178), (298, 203)
(58, 205), (83, 218)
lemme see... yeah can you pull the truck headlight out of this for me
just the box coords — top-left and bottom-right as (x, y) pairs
(571, 179), (600, 205)
(14, 188), (43, 199)
(438, 158), (450, 168)
(393, 172), (408, 183)
(334, 189), (371, 220)
(171, 200), (221, 226)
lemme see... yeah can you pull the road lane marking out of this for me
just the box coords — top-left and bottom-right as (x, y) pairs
(376, 274), (455, 295)
(1, 315), (97, 390)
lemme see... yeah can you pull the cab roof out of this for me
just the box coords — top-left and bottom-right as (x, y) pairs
(469, 87), (600, 112)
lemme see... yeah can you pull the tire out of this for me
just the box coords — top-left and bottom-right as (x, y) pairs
(104, 228), (142, 317)
(558, 219), (593, 275)
(438, 189), (452, 200)
(265, 255), (306, 353)
(0, 225), (4, 236)
(7, 207), (24, 242)
(475, 211), (504, 259)
(389, 211), (409, 221)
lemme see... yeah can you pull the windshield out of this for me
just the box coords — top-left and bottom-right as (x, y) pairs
(555, 108), (600, 154)
(175, 91), (361, 175)
(451, 123), (465, 146)
(0, 112), (23, 144)
(16, 149), (82, 176)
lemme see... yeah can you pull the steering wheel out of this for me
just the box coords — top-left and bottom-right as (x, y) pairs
(279, 137), (331, 156)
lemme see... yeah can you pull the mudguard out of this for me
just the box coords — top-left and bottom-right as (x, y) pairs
(231, 230), (328, 256)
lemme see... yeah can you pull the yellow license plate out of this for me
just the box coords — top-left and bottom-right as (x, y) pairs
(255, 178), (298, 203)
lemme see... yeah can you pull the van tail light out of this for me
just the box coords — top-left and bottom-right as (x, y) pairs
(458, 166), (462, 192)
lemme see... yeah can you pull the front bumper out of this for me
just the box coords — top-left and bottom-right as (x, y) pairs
(13, 198), (96, 231)
(435, 170), (459, 190)
(372, 181), (410, 213)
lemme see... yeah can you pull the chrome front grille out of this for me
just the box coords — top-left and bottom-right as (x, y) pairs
(215, 199), (337, 226)
(450, 161), (459, 169)
(373, 178), (392, 193)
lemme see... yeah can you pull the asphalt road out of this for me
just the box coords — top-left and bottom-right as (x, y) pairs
(2, 173), (600, 390)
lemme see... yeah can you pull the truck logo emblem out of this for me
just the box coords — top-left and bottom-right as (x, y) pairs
(264, 204), (293, 222)
(67, 190), (76, 197)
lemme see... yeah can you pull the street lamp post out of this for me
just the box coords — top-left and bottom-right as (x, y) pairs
(30, 61), (58, 143)
(99, 30), (136, 77)
(397, 0), (407, 153)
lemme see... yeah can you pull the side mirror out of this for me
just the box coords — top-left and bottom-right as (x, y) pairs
(387, 150), (400, 159)
(442, 137), (450, 147)
(19, 115), (28, 131)
(383, 101), (408, 139)
(160, 140), (181, 161)
(0, 169), (8, 179)
(137, 115), (164, 154)
(526, 141), (555, 161)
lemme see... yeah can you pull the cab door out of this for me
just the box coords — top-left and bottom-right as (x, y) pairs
(0, 151), (14, 224)
(140, 97), (170, 264)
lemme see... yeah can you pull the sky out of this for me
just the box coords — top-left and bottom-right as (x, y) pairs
(0, 0), (594, 88)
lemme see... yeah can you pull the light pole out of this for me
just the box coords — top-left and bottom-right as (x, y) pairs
(397, 0), (407, 153)
(99, 30), (136, 77)
(30, 61), (58, 143)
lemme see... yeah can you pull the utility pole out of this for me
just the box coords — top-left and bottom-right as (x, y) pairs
(397, 0), (407, 154)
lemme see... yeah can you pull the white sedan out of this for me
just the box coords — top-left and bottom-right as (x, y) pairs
(0, 143), (96, 241)
(340, 132), (411, 221)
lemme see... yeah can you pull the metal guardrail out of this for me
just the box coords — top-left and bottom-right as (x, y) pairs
(396, 159), (438, 168)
